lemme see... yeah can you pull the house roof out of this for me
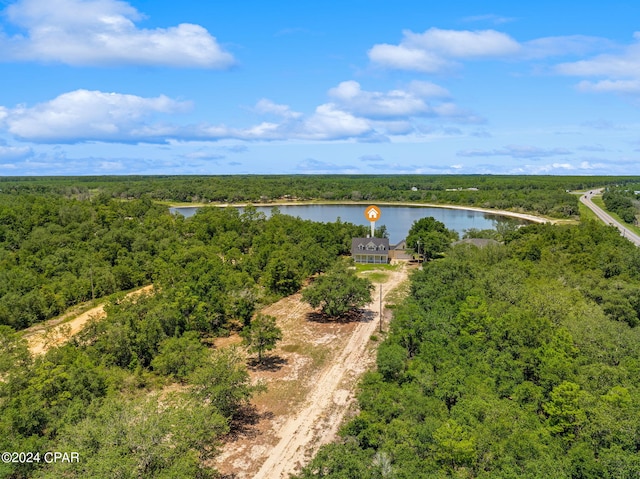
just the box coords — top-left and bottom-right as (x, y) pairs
(391, 239), (407, 250)
(351, 237), (390, 256)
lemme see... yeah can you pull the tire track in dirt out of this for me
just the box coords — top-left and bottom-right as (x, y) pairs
(252, 266), (407, 479)
(23, 285), (154, 356)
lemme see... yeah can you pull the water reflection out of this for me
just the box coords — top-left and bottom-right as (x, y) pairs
(170, 204), (527, 243)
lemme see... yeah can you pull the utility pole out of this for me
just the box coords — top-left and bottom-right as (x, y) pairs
(90, 261), (95, 301)
(379, 283), (383, 333)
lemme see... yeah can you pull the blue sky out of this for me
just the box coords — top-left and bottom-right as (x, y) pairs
(1, 0), (640, 176)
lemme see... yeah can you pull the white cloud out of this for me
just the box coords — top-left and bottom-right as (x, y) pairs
(522, 35), (613, 60)
(323, 81), (479, 125)
(0, 145), (33, 162)
(369, 28), (612, 73)
(407, 81), (451, 98)
(6, 89), (192, 142)
(577, 80), (640, 94)
(556, 33), (640, 78)
(1, 0), (234, 68)
(404, 28), (520, 58)
(300, 103), (372, 140)
(328, 81), (431, 118)
(0, 81), (480, 145)
(369, 28), (520, 72)
(555, 33), (640, 97)
(368, 43), (451, 73)
(457, 145), (572, 159)
(97, 160), (125, 170)
(254, 99), (302, 119)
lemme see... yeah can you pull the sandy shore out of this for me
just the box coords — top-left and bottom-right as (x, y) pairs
(169, 200), (555, 224)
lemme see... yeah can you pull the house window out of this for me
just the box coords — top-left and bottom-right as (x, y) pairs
(366, 243), (376, 251)
(378, 245), (386, 251)
(358, 244), (364, 250)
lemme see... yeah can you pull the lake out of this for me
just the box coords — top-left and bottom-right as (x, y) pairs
(170, 204), (526, 243)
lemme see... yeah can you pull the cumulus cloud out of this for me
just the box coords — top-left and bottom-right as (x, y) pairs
(405, 28), (520, 58)
(300, 103), (372, 140)
(254, 99), (302, 119)
(0, 0), (234, 68)
(368, 43), (453, 73)
(369, 27), (611, 73)
(5, 89), (192, 143)
(556, 33), (640, 77)
(324, 80), (479, 125)
(555, 33), (640, 96)
(369, 28), (520, 72)
(0, 80), (483, 145)
(328, 81), (431, 118)
(408, 81), (451, 98)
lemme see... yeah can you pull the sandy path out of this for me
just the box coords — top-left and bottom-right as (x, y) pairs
(252, 267), (408, 479)
(24, 285), (154, 356)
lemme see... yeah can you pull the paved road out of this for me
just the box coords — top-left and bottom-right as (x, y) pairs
(580, 189), (640, 247)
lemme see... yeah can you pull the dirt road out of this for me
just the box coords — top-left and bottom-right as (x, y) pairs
(251, 266), (408, 479)
(23, 285), (154, 356)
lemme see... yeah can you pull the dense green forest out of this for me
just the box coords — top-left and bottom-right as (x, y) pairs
(0, 192), (368, 330)
(2, 174), (638, 218)
(296, 221), (640, 479)
(3, 176), (640, 478)
(602, 185), (640, 225)
(0, 193), (371, 478)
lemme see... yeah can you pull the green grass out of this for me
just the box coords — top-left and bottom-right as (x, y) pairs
(578, 202), (598, 222)
(364, 272), (389, 283)
(591, 196), (640, 236)
(354, 263), (400, 273)
(383, 279), (410, 308)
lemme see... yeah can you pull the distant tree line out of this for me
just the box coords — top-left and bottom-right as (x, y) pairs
(5, 174), (640, 217)
(602, 186), (639, 224)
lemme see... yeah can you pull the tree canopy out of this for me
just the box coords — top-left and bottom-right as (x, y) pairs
(302, 262), (374, 319)
(296, 220), (640, 478)
(406, 216), (459, 261)
(241, 314), (283, 363)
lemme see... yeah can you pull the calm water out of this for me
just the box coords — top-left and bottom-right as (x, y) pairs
(170, 204), (525, 243)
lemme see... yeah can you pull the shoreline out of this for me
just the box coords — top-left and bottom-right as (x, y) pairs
(167, 200), (557, 225)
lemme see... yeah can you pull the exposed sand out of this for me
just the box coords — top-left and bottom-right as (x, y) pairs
(216, 265), (409, 479)
(23, 285), (154, 356)
(170, 200), (555, 225)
